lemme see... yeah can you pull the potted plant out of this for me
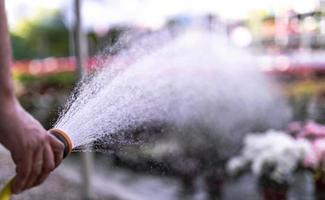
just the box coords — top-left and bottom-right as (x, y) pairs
(227, 130), (311, 200)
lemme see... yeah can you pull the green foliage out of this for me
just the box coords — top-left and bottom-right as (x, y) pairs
(16, 72), (77, 89)
(285, 80), (325, 122)
(16, 72), (77, 128)
(87, 26), (130, 55)
(10, 34), (36, 59)
(11, 10), (70, 60)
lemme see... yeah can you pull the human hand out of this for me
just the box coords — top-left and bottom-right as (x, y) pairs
(0, 98), (64, 194)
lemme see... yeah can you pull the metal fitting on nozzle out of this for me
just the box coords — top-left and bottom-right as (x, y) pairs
(49, 128), (73, 158)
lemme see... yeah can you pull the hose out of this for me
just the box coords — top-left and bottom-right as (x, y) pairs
(0, 178), (14, 200)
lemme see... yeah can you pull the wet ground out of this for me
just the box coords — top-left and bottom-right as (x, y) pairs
(0, 147), (118, 200)
(0, 146), (316, 200)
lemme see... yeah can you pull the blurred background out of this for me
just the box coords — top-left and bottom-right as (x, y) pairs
(0, 0), (325, 199)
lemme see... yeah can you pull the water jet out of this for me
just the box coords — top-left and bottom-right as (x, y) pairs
(1, 28), (291, 199)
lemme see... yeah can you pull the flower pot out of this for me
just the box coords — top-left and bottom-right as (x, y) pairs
(258, 176), (288, 200)
(315, 173), (325, 200)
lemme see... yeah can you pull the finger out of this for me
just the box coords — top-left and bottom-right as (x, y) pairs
(49, 135), (64, 167)
(32, 172), (51, 188)
(13, 149), (33, 194)
(25, 146), (43, 189)
(32, 143), (55, 187)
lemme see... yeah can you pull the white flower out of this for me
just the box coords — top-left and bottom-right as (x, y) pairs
(227, 130), (312, 182)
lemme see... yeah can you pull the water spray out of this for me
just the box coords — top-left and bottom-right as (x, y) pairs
(0, 29), (291, 199)
(0, 128), (72, 200)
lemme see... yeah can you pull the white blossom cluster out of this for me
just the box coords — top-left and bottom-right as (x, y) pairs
(227, 130), (312, 182)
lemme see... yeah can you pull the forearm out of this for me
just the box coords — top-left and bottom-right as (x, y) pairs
(0, 0), (15, 101)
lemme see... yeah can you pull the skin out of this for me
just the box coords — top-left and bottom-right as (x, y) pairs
(0, 0), (64, 194)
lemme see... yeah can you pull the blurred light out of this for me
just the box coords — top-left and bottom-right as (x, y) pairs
(28, 60), (43, 75)
(6, 0), (321, 31)
(5, 0), (65, 29)
(303, 16), (318, 32)
(320, 19), (325, 34)
(275, 55), (290, 71)
(259, 55), (274, 72)
(291, 0), (319, 14)
(230, 26), (253, 47)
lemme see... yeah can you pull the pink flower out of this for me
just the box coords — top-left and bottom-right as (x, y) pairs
(296, 121), (325, 168)
(303, 121), (325, 138)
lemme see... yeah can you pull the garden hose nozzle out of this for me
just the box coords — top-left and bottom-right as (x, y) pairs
(0, 128), (72, 200)
(48, 128), (73, 158)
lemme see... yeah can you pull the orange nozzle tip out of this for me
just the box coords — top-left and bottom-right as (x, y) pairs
(49, 128), (73, 155)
